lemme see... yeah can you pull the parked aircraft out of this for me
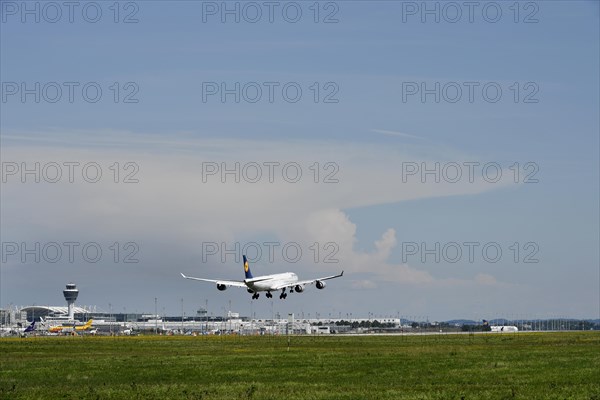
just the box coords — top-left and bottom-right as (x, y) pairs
(0, 320), (37, 337)
(23, 320), (36, 333)
(48, 319), (94, 333)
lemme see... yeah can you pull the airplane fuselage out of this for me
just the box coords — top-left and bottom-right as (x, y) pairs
(245, 272), (298, 292)
(48, 320), (93, 333)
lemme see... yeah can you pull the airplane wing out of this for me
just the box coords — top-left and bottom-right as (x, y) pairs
(180, 273), (247, 288)
(272, 271), (344, 290)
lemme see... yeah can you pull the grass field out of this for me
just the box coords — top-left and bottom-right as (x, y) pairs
(1, 332), (599, 399)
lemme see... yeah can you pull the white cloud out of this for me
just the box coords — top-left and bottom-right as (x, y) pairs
(1, 132), (512, 288)
(475, 273), (498, 286)
(371, 129), (425, 140)
(294, 208), (500, 287)
(351, 280), (378, 289)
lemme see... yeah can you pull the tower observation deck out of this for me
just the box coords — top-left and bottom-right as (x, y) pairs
(63, 283), (79, 320)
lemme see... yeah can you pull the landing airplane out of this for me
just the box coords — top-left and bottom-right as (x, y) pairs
(181, 255), (343, 299)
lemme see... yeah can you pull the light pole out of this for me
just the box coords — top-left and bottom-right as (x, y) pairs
(228, 299), (232, 334)
(271, 301), (274, 336)
(222, 307), (226, 334)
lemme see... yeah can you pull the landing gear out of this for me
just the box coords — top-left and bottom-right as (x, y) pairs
(279, 289), (287, 299)
(266, 292), (273, 299)
(251, 293), (260, 299)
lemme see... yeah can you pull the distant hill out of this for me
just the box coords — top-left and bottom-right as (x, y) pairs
(445, 320), (477, 326)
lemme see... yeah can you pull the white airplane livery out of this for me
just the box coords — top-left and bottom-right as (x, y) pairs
(181, 255), (343, 299)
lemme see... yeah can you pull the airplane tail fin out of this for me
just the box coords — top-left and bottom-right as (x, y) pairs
(24, 321), (35, 332)
(482, 319), (492, 331)
(243, 255), (253, 279)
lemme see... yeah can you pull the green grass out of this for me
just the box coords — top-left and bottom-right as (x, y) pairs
(1, 332), (599, 399)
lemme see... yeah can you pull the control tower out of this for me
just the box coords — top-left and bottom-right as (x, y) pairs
(63, 283), (79, 320)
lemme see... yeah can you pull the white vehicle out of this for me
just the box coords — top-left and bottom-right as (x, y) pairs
(181, 255), (343, 299)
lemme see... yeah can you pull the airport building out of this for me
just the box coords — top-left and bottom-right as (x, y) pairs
(2, 282), (596, 335)
(16, 283), (104, 322)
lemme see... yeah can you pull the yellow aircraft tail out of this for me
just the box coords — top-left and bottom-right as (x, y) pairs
(76, 319), (93, 331)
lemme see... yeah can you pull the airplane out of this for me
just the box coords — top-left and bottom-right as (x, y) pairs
(181, 255), (343, 299)
(75, 319), (94, 331)
(0, 320), (37, 336)
(491, 325), (519, 333)
(23, 320), (36, 333)
(48, 319), (94, 333)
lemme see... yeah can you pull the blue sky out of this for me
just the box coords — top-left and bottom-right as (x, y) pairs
(1, 1), (598, 320)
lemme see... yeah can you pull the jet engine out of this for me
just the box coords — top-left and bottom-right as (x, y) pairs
(294, 285), (304, 293)
(316, 280), (326, 290)
(217, 284), (227, 291)
(247, 288), (254, 294)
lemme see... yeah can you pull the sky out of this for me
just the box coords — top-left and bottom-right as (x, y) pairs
(1, 0), (598, 321)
